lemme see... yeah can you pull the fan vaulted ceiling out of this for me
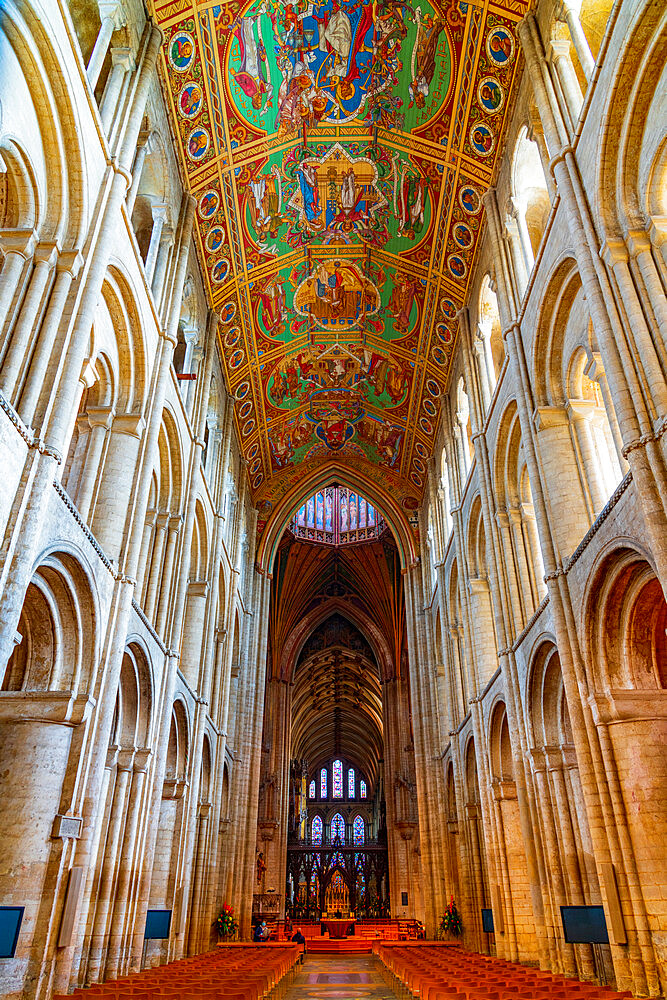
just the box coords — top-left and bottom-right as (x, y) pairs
(151, 0), (525, 525)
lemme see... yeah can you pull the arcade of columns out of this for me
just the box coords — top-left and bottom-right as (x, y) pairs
(0, 0), (665, 999)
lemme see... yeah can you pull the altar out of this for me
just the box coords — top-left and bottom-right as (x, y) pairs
(321, 918), (356, 939)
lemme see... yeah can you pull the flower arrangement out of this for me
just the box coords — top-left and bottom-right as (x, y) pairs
(216, 903), (239, 938)
(440, 896), (463, 936)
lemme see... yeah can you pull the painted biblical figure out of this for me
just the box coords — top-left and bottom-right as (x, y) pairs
(409, 11), (446, 108)
(388, 272), (420, 332)
(293, 261), (380, 330)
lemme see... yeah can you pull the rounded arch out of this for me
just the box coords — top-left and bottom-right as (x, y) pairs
(597, 0), (667, 236)
(532, 257), (583, 407)
(3, 547), (98, 694)
(585, 543), (667, 692)
(488, 699), (514, 781)
(279, 596), (397, 683)
(0, 0), (87, 245)
(256, 463), (418, 574)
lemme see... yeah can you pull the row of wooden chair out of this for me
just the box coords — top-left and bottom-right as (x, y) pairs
(53, 943), (300, 1000)
(375, 943), (633, 1000)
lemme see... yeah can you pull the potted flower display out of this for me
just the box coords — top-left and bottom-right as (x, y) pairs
(216, 902), (239, 940)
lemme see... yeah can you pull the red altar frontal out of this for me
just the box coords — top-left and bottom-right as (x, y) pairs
(321, 917), (355, 939)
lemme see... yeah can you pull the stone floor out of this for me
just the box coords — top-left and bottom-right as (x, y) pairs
(283, 955), (400, 1000)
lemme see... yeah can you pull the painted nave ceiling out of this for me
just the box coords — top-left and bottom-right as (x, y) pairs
(151, 0), (525, 531)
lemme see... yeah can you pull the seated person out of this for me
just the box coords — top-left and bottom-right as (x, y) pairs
(291, 927), (306, 963)
(253, 919), (269, 942)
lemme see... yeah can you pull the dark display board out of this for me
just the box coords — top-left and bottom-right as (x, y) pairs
(0, 907), (24, 958)
(561, 906), (609, 944)
(144, 909), (172, 940)
(481, 908), (494, 933)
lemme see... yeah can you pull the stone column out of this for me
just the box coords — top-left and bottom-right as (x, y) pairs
(584, 353), (628, 475)
(100, 46), (134, 133)
(126, 130), (152, 217)
(567, 399), (608, 515)
(473, 336), (492, 413)
(17, 250), (83, 428)
(505, 206), (530, 295)
(87, 1), (125, 91)
(151, 226), (173, 309)
(0, 694), (92, 1000)
(0, 242), (59, 401)
(135, 509), (157, 602)
(143, 513), (168, 621)
(548, 39), (583, 128)
(557, 0), (595, 81)
(144, 203), (168, 286)
(86, 749), (134, 982)
(155, 515), (182, 637)
(187, 802), (212, 954)
(0, 229), (37, 335)
(89, 414), (145, 560)
(75, 405), (114, 521)
(179, 581), (209, 689)
(529, 749), (575, 975)
(103, 748), (151, 979)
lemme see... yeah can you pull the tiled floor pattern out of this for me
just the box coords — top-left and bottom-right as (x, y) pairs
(283, 955), (399, 1000)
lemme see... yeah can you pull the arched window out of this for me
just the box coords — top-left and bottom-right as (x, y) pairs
(309, 780), (316, 799)
(312, 815), (323, 845)
(320, 767), (328, 798)
(510, 127), (551, 289)
(353, 815), (365, 846)
(291, 486), (384, 545)
(440, 449), (453, 540)
(348, 768), (355, 798)
(477, 276), (503, 409)
(331, 813), (345, 843)
(360, 780), (367, 799)
(332, 759), (343, 797)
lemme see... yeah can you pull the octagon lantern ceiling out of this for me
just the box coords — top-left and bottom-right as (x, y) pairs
(151, 0), (526, 521)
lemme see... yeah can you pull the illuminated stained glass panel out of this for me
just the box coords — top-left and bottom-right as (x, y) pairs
(332, 759), (343, 798)
(290, 487), (384, 546)
(360, 779), (367, 799)
(331, 813), (345, 843)
(320, 767), (327, 798)
(353, 815), (365, 845)
(348, 768), (355, 798)
(312, 816), (323, 845)
(309, 780), (315, 799)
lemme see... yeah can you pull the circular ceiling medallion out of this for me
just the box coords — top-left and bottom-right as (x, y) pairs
(478, 76), (504, 115)
(187, 126), (210, 162)
(198, 189), (219, 219)
(448, 253), (467, 279)
(470, 122), (495, 157)
(235, 380), (250, 401)
(168, 31), (195, 73)
(221, 301), (236, 323)
(206, 226), (225, 253)
(178, 81), (203, 119)
(486, 26), (515, 66)
(211, 258), (229, 284)
(459, 185), (482, 215)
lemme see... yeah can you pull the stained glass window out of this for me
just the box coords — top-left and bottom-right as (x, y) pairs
(331, 851), (345, 867)
(331, 813), (345, 843)
(360, 779), (367, 799)
(348, 768), (355, 798)
(312, 816), (323, 845)
(332, 759), (343, 798)
(309, 780), (315, 799)
(320, 767), (327, 798)
(290, 487), (384, 545)
(353, 815), (365, 845)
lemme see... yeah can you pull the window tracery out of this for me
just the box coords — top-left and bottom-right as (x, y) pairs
(331, 813), (345, 843)
(291, 486), (384, 545)
(312, 815), (323, 845)
(353, 815), (365, 845)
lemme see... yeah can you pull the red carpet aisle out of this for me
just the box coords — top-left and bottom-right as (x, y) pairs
(283, 956), (399, 1000)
